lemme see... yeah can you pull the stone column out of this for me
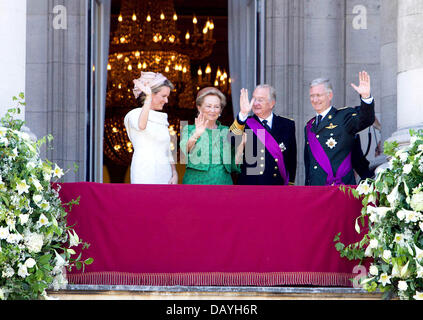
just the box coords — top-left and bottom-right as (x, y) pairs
(388, 0), (423, 146)
(265, 0), (304, 184)
(301, 0), (346, 184)
(0, 0), (26, 119)
(25, 0), (86, 181)
(380, 0), (397, 144)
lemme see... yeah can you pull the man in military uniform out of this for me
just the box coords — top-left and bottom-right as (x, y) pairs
(304, 71), (375, 186)
(230, 85), (297, 185)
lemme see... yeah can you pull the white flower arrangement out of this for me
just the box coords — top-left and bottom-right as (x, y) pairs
(335, 129), (423, 300)
(0, 93), (92, 300)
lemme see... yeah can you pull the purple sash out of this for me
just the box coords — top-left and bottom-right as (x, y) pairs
(246, 118), (289, 185)
(306, 119), (352, 186)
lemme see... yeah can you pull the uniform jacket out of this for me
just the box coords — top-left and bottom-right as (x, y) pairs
(231, 114), (297, 185)
(304, 99), (375, 186)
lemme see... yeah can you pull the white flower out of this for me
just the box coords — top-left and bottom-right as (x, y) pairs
(387, 184), (401, 206)
(33, 194), (42, 204)
(375, 207), (390, 220)
(6, 233), (23, 244)
(420, 222), (423, 232)
(0, 288), (4, 300)
(16, 179), (30, 195)
(419, 144), (423, 152)
(31, 177), (43, 191)
(405, 210), (420, 223)
(43, 172), (52, 181)
(394, 233), (405, 245)
(40, 201), (50, 211)
(415, 245), (423, 261)
(53, 165), (64, 179)
(383, 250), (392, 261)
(369, 239), (378, 249)
(398, 281), (408, 291)
(369, 265), (379, 276)
(410, 192), (423, 212)
(379, 273), (391, 286)
(2, 266), (14, 278)
(54, 250), (66, 268)
(397, 210), (407, 221)
(19, 214), (29, 225)
(403, 163), (413, 174)
(27, 161), (36, 170)
(357, 181), (371, 195)
(68, 230), (80, 247)
(25, 258), (36, 268)
(17, 264), (29, 278)
(0, 227), (9, 240)
(414, 291), (423, 300)
(397, 150), (409, 163)
(365, 245), (373, 257)
(24, 232), (44, 253)
(38, 213), (49, 226)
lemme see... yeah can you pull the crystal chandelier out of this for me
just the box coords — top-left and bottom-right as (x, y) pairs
(106, 0), (217, 109)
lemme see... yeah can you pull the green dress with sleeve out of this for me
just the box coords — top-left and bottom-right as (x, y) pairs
(180, 121), (241, 185)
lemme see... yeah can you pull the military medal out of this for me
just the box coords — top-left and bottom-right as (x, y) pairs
(326, 137), (337, 149)
(325, 123), (338, 129)
(279, 142), (286, 152)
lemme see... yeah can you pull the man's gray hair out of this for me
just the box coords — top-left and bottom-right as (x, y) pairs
(256, 84), (276, 102)
(309, 78), (333, 94)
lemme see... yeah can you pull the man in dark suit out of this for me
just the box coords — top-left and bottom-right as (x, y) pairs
(304, 71), (375, 186)
(230, 85), (297, 185)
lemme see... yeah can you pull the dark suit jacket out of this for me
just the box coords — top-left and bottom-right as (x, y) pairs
(232, 114), (297, 185)
(304, 99), (375, 186)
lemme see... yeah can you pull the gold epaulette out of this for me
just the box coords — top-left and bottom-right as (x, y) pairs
(230, 118), (245, 135)
(289, 182), (295, 186)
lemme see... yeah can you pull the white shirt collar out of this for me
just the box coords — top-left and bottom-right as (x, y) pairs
(258, 113), (274, 128)
(316, 106), (332, 120)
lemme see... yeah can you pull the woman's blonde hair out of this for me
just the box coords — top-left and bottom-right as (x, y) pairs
(196, 87), (226, 109)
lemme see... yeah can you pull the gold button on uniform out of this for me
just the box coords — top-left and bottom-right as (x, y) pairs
(260, 164), (264, 168)
(260, 157), (264, 160)
(314, 166), (318, 170)
(261, 149), (265, 153)
(274, 166), (278, 170)
(273, 174), (277, 177)
(260, 171), (263, 175)
(275, 158), (278, 162)
(316, 135), (320, 138)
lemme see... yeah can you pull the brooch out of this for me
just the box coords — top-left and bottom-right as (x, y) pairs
(326, 137), (337, 149)
(325, 123), (338, 130)
(279, 142), (286, 152)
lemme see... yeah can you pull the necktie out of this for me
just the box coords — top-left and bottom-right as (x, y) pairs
(262, 120), (271, 132)
(316, 115), (322, 127)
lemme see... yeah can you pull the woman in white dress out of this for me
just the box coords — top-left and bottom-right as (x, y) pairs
(124, 72), (178, 184)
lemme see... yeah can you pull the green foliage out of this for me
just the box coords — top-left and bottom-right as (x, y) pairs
(0, 94), (92, 300)
(336, 129), (423, 300)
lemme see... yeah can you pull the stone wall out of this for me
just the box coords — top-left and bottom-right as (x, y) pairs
(25, 0), (86, 181)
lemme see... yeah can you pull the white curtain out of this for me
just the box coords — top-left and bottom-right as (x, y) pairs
(228, 0), (258, 117)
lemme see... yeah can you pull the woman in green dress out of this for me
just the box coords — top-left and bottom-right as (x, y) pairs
(180, 87), (245, 185)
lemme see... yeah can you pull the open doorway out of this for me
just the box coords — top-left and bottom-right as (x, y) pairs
(102, 0), (231, 183)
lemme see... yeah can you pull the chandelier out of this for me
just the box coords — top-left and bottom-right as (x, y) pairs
(106, 0), (217, 109)
(104, 0), (232, 168)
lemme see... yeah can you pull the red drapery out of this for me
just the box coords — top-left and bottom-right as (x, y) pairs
(59, 182), (365, 287)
